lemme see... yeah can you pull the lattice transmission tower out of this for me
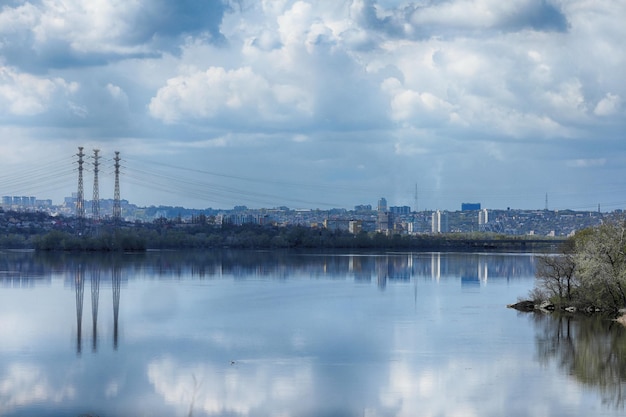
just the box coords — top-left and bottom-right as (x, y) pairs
(113, 151), (121, 224)
(76, 147), (85, 220)
(92, 149), (100, 222)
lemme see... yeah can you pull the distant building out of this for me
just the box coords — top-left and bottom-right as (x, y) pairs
(390, 206), (411, 215)
(348, 220), (362, 234)
(478, 209), (489, 231)
(354, 204), (372, 212)
(221, 212), (259, 226)
(432, 210), (449, 233)
(2, 196), (37, 208)
(462, 203), (481, 211)
(377, 211), (393, 232)
(324, 219), (350, 231)
(377, 197), (388, 212)
(432, 211), (441, 233)
(479, 209), (489, 225)
(36, 199), (53, 207)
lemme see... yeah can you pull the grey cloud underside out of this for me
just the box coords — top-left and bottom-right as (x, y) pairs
(129, 0), (227, 44)
(356, 0), (568, 39)
(0, 0), (227, 71)
(2, 40), (159, 73)
(502, 0), (569, 32)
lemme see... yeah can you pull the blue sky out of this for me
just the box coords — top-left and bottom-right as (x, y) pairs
(0, 0), (624, 211)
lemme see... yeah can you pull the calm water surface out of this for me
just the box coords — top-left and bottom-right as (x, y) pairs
(1, 250), (625, 417)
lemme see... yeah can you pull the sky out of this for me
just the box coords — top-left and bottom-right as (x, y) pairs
(0, 0), (624, 212)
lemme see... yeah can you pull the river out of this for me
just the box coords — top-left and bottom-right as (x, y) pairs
(0, 250), (625, 417)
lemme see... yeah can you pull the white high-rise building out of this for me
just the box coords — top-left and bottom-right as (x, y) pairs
(432, 210), (449, 233)
(478, 209), (489, 225)
(432, 210), (439, 233)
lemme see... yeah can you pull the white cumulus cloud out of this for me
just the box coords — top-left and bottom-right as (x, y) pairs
(0, 66), (77, 116)
(594, 93), (621, 116)
(149, 66), (312, 125)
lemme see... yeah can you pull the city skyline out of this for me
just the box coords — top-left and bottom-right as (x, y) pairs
(0, 1), (624, 212)
(0, 188), (609, 217)
(0, 143), (619, 213)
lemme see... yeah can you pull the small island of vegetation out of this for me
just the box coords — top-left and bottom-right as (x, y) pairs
(513, 218), (626, 314)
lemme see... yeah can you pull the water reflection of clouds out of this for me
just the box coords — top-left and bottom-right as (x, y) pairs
(0, 363), (76, 413)
(0, 286), (73, 351)
(141, 345), (593, 416)
(379, 357), (588, 417)
(2, 251), (621, 416)
(147, 356), (314, 416)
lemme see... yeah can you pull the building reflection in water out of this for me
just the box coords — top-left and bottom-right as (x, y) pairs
(361, 252), (530, 289)
(479, 256), (488, 284)
(376, 256), (387, 290)
(431, 253), (441, 281)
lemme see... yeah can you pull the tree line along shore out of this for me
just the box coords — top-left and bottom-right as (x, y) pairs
(30, 224), (562, 252)
(0, 212), (562, 252)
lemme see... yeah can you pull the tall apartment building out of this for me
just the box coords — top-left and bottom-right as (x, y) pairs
(390, 206), (411, 215)
(2, 196), (37, 208)
(377, 197), (388, 212)
(478, 209), (489, 226)
(431, 210), (448, 233)
(377, 211), (394, 233)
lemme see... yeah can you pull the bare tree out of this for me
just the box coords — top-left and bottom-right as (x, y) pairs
(535, 250), (576, 303)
